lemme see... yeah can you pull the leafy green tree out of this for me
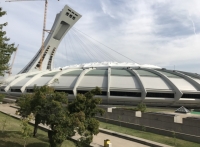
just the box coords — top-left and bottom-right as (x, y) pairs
(17, 86), (104, 147)
(0, 7), (17, 76)
(69, 87), (104, 146)
(42, 91), (74, 147)
(17, 86), (55, 137)
(16, 94), (32, 117)
(21, 115), (33, 147)
(17, 86), (72, 147)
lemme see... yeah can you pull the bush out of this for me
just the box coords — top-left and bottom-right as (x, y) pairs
(137, 102), (146, 112)
(0, 94), (5, 102)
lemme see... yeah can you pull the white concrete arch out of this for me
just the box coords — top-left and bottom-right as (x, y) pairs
(168, 71), (200, 91)
(20, 70), (58, 93)
(46, 69), (79, 86)
(129, 69), (147, 102)
(73, 68), (94, 96)
(4, 71), (42, 92)
(143, 68), (183, 103)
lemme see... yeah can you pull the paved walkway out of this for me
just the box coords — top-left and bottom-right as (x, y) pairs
(0, 104), (171, 147)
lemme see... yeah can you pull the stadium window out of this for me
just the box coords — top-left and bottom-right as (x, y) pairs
(69, 14), (72, 18)
(146, 92), (174, 98)
(54, 90), (73, 95)
(110, 91), (141, 97)
(72, 16), (76, 20)
(181, 93), (200, 99)
(77, 90), (107, 96)
(26, 89), (34, 93)
(66, 12), (69, 16)
(10, 89), (21, 93)
(96, 91), (107, 96)
(77, 90), (88, 94)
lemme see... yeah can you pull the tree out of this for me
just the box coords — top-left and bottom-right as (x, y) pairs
(17, 86), (73, 147)
(21, 115), (33, 147)
(17, 86), (104, 147)
(69, 87), (104, 146)
(17, 86), (55, 137)
(0, 7), (17, 76)
(42, 90), (74, 147)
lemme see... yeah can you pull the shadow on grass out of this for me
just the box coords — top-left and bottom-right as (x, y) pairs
(0, 140), (48, 147)
(0, 140), (21, 147)
(0, 131), (21, 138)
(0, 131), (49, 147)
(34, 133), (49, 142)
(27, 142), (49, 147)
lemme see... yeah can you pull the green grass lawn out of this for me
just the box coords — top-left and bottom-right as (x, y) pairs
(100, 122), (200, 147)
(0, 112), (76, 147)
(190, 111), (200, 115)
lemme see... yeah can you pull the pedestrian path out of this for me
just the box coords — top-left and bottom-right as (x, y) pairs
(0, 104), (172, 147)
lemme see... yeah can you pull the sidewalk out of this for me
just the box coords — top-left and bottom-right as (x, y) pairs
(0, 104), (172, 147)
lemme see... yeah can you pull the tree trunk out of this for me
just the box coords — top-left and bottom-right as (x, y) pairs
(48, 130), (62, 147)
(33, 114), (40, 137)
(24, 139), (26, 147)
(33, 121), (38, 137)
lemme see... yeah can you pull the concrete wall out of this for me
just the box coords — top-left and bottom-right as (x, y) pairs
(96, 108), (200, 144)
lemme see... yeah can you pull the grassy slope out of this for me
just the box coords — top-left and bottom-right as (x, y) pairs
(0, 112), (76, 147)
(100, 122), (200, 147)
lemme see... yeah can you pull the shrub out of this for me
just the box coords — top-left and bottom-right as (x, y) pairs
(137, 102), (146, 112)
(0, 94), (5, 102)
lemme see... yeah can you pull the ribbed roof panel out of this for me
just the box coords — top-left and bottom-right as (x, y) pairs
(111, 69), (132, 76)
(85, 70), (108, 76)
(136, 70), (158, 77)
(61, 70), (83, 76)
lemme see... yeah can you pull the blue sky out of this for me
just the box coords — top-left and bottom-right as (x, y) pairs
(1, 0), (200, 74)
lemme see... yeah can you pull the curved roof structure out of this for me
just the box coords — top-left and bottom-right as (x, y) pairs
(1, 62), (200, 106)
(1, 5), (200, 107)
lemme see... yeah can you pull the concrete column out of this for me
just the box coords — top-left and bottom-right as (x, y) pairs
(107, 67), (111, 104)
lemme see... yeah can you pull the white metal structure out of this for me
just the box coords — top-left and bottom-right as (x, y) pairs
(1, 5), (200, 107)
(1, 62), (200, 106)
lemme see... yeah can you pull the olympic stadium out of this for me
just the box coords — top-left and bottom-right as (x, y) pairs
(1, 5), (200, 107)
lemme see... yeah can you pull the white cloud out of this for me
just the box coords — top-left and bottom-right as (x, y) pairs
(1, 0), (200, 74)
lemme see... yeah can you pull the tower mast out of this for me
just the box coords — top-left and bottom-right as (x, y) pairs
(6, 0), (59, 70)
